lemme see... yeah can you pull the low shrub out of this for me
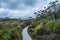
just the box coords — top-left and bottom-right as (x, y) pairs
(53, 20), (60, 33)
(0, 26), (22, 40)
(45, 21), (55, 31)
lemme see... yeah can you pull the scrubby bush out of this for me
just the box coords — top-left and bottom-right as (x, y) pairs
(0, 27), (22, 40)
(45, 21), (55, 31)
(34, 22), (46, 32)
(34, 23), (43, 32)
(45, 20), (60, 33)
(53, 20), (60, 33)
(0, 20), (22, 40)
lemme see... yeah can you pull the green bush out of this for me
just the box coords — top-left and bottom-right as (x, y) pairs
(45, 20), (60, 32)
(34, 22), (46, 32)
(45, 21), (55, 31)
(53, 20), (60, 32)
(34, 23), (43, 32)
(0, 26), (22, 40)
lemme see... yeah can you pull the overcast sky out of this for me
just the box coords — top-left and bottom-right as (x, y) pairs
(0, 0), (59, 19)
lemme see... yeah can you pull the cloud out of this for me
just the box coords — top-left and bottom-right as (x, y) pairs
(0, 0), (59, 19)
(0, 8), (9, 18)
(9, 0), (17, 2)
(0, 8), (35, 18)
(0, 2), (8, 9)
(0, 0), (37, 10)
(23, 0), (37, 6)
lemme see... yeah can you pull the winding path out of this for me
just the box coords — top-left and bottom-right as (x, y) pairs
(22, 25), (32, 40)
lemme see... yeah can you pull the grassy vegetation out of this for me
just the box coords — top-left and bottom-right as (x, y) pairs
(0, 18), (31, 40)
(0, 20), (22, 40)
(34, 23), (44, 32)
(34, 19), (60, 33)
(0, 27), (22, 40)
(28, 19), (60, 40)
